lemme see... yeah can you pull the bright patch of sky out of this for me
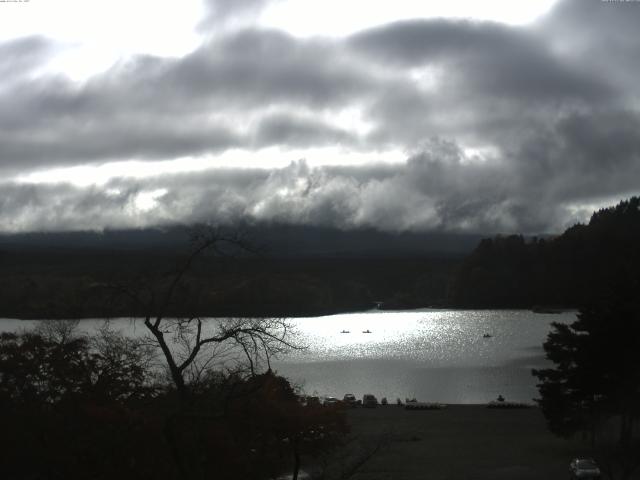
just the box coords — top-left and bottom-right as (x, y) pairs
(15, 148), (406, 187)
(134, 188), (169, 212)
(1, 0), (559, 80)
(0, 0), (205, 79)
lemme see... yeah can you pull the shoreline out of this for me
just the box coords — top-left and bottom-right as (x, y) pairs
(1, 306), (578, 321)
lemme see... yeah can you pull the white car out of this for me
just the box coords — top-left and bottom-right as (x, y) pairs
(569, 458), (601, 479)
(323, 396), (340, 406)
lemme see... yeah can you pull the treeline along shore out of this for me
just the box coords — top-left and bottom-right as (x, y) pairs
(0, 197), (638, 319)
(0, 250), (459, 319)
(0, 225), (471, 319)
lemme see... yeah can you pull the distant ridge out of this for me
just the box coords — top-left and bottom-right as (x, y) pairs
(0, 223), (483, 258)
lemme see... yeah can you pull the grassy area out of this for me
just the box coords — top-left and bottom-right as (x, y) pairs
(343, 405), (591, 480)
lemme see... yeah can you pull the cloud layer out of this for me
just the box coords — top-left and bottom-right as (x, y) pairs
(1, 0), (639, 233)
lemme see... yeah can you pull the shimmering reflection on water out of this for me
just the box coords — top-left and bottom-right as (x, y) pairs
(0, 309), (575, 404)
(273, 309), (575, 403)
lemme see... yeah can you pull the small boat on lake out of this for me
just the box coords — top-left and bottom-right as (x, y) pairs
(483, 333), (493, 338)
(362, 329), (372, 333)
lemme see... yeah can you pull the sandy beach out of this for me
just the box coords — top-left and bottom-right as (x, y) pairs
(341, 405), (590, 480)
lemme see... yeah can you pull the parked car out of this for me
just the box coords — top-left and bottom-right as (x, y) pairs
(362, 394), (378, 408)
(569, 458), (601, 479)
(306, 396), (321, 407)
(323, 396), (340, 407)
(342, 393), (357, 407)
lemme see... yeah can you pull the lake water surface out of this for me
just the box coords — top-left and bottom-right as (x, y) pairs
(0, 309), (575, 404)
(274, 309), (574, 404)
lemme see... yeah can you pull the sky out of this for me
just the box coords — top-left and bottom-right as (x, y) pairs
(1, 0), (639, 234)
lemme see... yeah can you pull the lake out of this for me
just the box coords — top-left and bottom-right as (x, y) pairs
(0, 309), (575, 404)
(274, 309), (575, 404)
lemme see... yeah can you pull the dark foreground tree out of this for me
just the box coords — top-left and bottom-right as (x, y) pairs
(0, 323), (154, 407)
(99, 225), (344, 479)
(0, 325), (163, 480)
(0, 326), (347, 480)
(533, 278), (640, 479)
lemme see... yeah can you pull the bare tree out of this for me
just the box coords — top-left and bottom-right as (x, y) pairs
(109, 225), (299, 399)
(35, 319), (81, 345)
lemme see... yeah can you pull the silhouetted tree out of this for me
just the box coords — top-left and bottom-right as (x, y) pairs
(0, 223), (351, 479)
(109, 225), (298, 398)
(220, 371), (349, 480)
(533, 278), (640, 478)
(0, 325), (153, 407)
(0, 326), (163, 480)
(104, 226), (318, 479)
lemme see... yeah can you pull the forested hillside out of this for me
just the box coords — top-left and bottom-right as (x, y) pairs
(450, 197), (640, 308)
(3, 198), (638, 317)
(0, 225), (466, 318)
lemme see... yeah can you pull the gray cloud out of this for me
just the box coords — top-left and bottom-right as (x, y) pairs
(5, 129), (638, 234)
(512, 110), (640, 204)
(1, 0), (640, 234)
(539, 0), (640, 98)
(349, 18), (611, 101)
(199, 0), (278, 29)
(0, 30), (375, 172)
(170, 30), (376, 109)
(0, 36), (53, 83)
(350, 16), (618, 153)
(0, 116), (242, 168)
(0, 182), (138, 232)
(252, 113), (356, 147)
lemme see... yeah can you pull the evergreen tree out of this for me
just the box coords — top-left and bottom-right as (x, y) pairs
(533, 278), (640, 445)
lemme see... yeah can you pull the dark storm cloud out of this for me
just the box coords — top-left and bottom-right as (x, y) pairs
(350, 19), (527, 64)
(513, 110), (640, 203)
(349, 18), (611, 102)
(350, 16), (617, 152)
(1, 3), (625, 172)
(252, 113), (356, 147)
(169, 30), (375, 108)
(539, 0), (640, 96)
(5, 135), (625, 234)
(2, 0), (640, 233)
(0, 117), (242, 167)
(0, 29), (375, 172)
